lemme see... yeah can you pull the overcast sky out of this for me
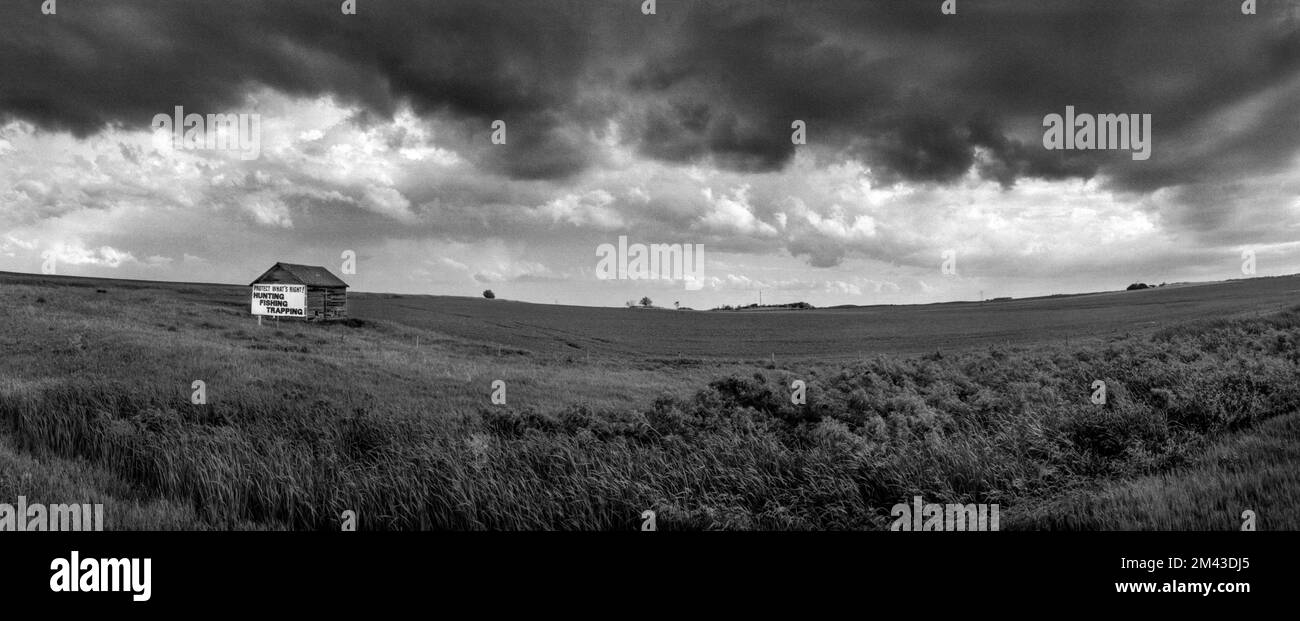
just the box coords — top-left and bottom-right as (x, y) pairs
(2, 0), (1299, 307)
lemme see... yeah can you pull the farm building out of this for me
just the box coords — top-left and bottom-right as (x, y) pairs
(249, 262), (349, 321)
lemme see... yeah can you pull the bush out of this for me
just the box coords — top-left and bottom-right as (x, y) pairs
(2, 292), (1298, 530)
(483, 289), (495, 299)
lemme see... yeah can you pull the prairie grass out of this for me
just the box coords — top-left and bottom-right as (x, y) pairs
(0, 432), (272, 530)
(1009, 411), (1300, 530)
(1, 280), (1298, 529)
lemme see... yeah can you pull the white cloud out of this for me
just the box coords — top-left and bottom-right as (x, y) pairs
(539, 190), (622, 229)
(700, 185), (778, 237)
(239, 193), (294, 228)
(1, 83), (1297, 308)
(47, 240), (136, 268)
(361, 184), (416, 222)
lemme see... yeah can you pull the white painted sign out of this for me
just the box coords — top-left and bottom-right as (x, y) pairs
(251, 284), (307, 317)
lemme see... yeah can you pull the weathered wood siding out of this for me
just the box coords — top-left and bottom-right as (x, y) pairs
(304, 286), (347, 320)
(250, 262), (348, 321)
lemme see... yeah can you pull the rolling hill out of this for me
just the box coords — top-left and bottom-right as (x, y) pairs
(1, 270), (1297, 530)
(3, 270), (1297, 360)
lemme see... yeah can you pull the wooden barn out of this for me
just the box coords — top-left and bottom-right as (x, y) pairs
(249, 262), (349, 321)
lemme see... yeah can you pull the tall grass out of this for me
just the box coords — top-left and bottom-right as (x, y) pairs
(3, 283), (1298, 529)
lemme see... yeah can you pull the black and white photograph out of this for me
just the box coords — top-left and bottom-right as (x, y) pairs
(0, 0), (1296, 608)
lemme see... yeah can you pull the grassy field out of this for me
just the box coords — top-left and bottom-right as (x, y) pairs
(1, 271), (1297, 529)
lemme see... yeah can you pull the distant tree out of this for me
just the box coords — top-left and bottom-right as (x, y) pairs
(482, 289), (496, 298)
(640, 296), (653, 307)
(1126, 283), (1149, 291)
(625, 300), (636, 308)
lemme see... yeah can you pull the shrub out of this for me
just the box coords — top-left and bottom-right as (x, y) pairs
(1, 292), (1297, 530)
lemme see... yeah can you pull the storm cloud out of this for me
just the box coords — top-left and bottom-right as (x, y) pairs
(1, 0), (1298, 304)
(2, 1), (1297, 187)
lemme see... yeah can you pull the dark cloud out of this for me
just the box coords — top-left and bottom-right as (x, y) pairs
(624, 0), (1300, 189)
(1, 0), (1298, 191)
(0, 0), (613, 179)
(633, 100), (791, 171)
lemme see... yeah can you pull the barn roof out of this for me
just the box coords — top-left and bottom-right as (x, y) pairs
(249, 262), (349, 288)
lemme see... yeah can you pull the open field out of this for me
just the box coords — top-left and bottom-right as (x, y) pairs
(4, 271), (1299, 360)
(1, 271), (1298, 529)
(351, 278), (1300, 360)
